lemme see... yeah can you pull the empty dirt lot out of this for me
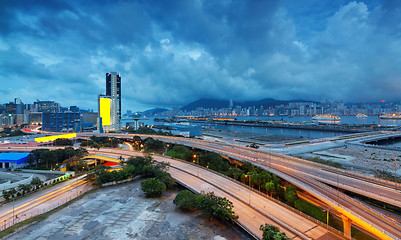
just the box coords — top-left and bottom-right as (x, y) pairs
(5, 180), (248, 240)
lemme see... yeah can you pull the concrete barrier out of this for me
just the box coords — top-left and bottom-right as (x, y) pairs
(101, 176), (139, 187)
(20, 169), (75, 177)
(0, 175), (33, 191)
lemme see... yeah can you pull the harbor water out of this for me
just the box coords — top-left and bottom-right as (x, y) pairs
(123, 115), (401, 140)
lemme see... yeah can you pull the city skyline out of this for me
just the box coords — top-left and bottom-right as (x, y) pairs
(1, 1), (401, 112)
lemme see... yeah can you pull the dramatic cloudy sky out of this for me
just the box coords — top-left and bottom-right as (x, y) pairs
(1, 0), (400, 112)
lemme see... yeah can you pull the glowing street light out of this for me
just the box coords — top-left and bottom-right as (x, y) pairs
(193, 154), (199, 165)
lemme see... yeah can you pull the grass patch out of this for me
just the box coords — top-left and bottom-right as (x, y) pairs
(298, 199), (377, 240)
(374, 170), (401, 183)
(337, 132), (383, 140)
(285, 141), (310, 146)
(308, 157), (345, 169)
(352, 227), (377, 240)
(314, 153), (346, 159)
(293, 199), (326, 223)
(0, 188), (97, 239)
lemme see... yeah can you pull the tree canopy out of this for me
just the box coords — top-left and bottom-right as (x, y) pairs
(173, 190), (197, 211)
(260, 224), (290, 240)
(141, 178), (166, 198)
(196, 192), (238, 222)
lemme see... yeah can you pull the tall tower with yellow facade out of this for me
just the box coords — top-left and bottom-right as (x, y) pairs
(98, 95), (111, 133)
(97, 72), (121, 132)
(106, 72), (121, 130)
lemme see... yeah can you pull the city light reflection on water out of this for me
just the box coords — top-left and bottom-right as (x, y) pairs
(123, 115), (401, 140)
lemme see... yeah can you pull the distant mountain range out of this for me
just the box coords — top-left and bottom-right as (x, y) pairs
(181, 98), (311, 111)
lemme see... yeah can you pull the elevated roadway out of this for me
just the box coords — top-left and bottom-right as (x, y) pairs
(2, 136), (401, 239)
(99, 134), (401, 240)
(82, 154), (124, 164)
(0, 145), (344, 239)
(0, 175), (89, 230)
(88, 149), (345, 240)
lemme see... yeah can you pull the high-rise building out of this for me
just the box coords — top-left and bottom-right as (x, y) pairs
(106, 72), (121, 130)
(5, 102), (16, 114)
(42, 112), (81, 132)
(98, 95), (112, 133)
(34, 100), (60, 113)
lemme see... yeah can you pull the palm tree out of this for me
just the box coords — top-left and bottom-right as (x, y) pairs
(265, 181), (275, 197)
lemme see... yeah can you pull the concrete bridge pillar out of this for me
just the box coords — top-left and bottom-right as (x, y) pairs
(342, 215), (352, 239)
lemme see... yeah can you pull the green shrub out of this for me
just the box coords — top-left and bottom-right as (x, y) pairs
(141, 178), (166, 198)
(173, 190), (197, 211)
(260, 223), (290, 240)
(196, 192), (238, 222)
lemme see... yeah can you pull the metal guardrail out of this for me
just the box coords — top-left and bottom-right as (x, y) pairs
(140, 138), (356, 238)
(97, 149), (306, 240)
(168, 164), (309, 240)
(161, 155), (343, 240)
(141, 136), (401, 226)
(263, 150), (397, 189)
(159, 148), (359, 240)
(97, 137), (400, 239)
(174, 178), (261, 240)
(181, 139), (399, 196)
(311, 178), (400, 240)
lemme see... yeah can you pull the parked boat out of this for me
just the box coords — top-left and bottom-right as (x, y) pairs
(356, 113), (368, 118)
(312, 114), (341, 121)
(380, 113), (401, 119)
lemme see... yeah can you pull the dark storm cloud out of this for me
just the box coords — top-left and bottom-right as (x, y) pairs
(0, 0), (400, 111)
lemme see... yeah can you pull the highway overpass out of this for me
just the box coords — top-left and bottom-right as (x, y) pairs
(87, 151), (346, 240)
(2, 134), (401, 239)
(94, 133), (401, 240)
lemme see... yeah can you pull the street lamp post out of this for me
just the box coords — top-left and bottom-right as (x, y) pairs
(245, 174), (252, 188)
(12, 197), (15, 225)
(245, 174), (254, 205)
(337, 173), (339, 207)
(192, 154), (199, 176)
(269, 150), (272, 169)
(323, 206), (332, 240)
(395, 156), (398, 190)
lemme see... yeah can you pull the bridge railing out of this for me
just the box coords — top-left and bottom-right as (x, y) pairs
(186, 139), (399, 192)
(174, 177), (262, 240)
(206, 149), (399, 239)
(161, 154), (349, 240)
(146, 137), (400, 206)
(309, 177), (400, 240)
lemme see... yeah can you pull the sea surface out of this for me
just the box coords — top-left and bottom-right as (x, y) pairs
(236, 115), (401, 126)
(122, 115), (401, 140)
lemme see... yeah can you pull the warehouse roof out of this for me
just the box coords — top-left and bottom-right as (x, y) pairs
(0, 152), (30, 164)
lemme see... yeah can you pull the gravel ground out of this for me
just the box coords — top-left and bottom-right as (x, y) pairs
(296, 146), (401, 174)
(6, 180), (248, 240)
(328, 146), (401, 173)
